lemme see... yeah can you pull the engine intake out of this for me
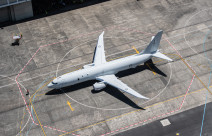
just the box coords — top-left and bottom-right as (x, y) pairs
(93, 82), (106, 91)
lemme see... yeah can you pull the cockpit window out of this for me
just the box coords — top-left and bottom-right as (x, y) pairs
(52, 81), (58, 84)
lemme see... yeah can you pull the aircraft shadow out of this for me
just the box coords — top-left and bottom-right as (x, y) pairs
(45, 80), (96, 95)
(144, 59), (167, 77)
(46, 80), (145, 109)
(92, 86), (145, 110)
(116, 59), (167, 78)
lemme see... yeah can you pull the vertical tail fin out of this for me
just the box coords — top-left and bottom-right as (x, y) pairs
(142, 30), (173, 61)
(143, 30), (163, 54)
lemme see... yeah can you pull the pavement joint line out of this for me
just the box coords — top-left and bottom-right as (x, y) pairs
(146, 63), (156, 75)
(15, 79), (35, 124)
(0, 29), (203, 90)
(18, 61), (177, 135)
(98, 74), (195, 136)
(200, 30), (211, 136)
(19, 107), (26, 136)
(1, 21), (209, 88)
(29, 80), (72, 134)
(59, 75), (204, 136)
(165, 39), (212, 95)
(179, 75), (195, 110)
(58, 36), (201, 135)
(26, 52), (162, 134)
(29, 79), (53, 102)
(13, 25), (211, 135)
(15, 48), (42, 124)
(29, 47), (203, 135)
(15, 25), (122, 128)
(29, 97), (47, 136)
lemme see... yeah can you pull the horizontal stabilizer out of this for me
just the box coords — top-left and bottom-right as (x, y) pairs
(152, 52), (173, 61)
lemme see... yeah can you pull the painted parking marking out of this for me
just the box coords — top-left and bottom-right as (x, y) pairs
(146, 63), (156, 75)
(31, 53), (203, 135)
(19, 107), (26, 136)
(166, 39), (212, 95)
(67, 101), (74, 111)
(132, 46), (140, 54)
(160, 119), (171, 127)
(29, 97), (47, 136)
(30, 67), (207, 136)
(22, 49), (205, 136)
(14, 23), (212, 135)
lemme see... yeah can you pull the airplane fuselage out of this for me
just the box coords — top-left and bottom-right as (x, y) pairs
(48, 53), (152, 89)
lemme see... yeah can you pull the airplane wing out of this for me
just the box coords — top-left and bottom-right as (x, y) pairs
(92, 31), (106, 65)
(96, 75), (149, 99)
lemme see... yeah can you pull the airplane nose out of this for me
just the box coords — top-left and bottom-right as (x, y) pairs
(47, 82), (53, 88)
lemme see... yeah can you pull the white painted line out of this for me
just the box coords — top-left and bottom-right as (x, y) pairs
(160, 119), (171, 127)
(1, 22), (211, 89)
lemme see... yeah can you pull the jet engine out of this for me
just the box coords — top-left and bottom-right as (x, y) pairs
(93, 82), (106, 91)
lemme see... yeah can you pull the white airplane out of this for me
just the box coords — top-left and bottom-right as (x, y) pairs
(47, 31), (172, 99)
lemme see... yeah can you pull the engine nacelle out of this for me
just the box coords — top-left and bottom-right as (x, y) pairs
(93, 82), (106, 91)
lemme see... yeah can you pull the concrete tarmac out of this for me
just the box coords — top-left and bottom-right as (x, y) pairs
(0, 0), (212, 136)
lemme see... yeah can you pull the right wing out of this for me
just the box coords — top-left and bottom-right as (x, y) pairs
(96, 75), (149, 99)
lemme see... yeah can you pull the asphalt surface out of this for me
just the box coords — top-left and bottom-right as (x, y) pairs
(115, 102), (212, 136)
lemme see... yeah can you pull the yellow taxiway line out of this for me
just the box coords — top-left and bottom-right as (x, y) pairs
(28, 52), (211, 136)
(165, 53), (212, 95)
(67, 101), (74, 111)
(132, 46), (140, 54)
(29, 98), (47, 136)
(59, 85), (211, 136)
(19, 107), (26, 136)
(146, 63), (156, 75)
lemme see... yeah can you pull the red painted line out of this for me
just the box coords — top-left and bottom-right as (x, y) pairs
(179, 74), (195, 110)
(98, 39), (196, 136)
(34, 122), (68, 133)
(15, 48), (42, 123)
(98, 73), (194, 136)
(15, 24), (197, 136)
(15, 24), (149, 124)
(15, 25), (120, 135)
(165, 39), (196, 73)
(15, 80), (35, 123)
(134, 123), (138, 126)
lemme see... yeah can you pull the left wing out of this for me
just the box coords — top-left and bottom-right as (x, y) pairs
(96, 75), (149, 99)
(92, 31), (106, 66)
